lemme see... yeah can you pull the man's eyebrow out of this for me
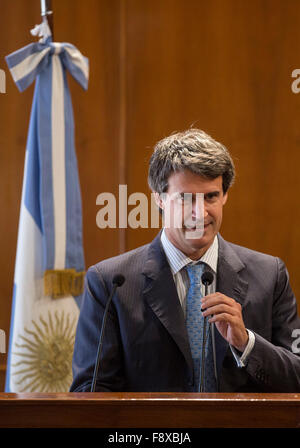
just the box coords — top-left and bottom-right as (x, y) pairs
(176, 191), (221, 198)
(204, 191), (221, 197)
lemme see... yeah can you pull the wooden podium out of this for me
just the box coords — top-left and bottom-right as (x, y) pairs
(0, 393), (299, 428)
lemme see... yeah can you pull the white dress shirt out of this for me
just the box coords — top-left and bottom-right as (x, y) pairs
(160, 229), (255, 368)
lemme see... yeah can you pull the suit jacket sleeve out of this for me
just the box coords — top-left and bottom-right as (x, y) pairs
(70, 266), (126, 392)
(245, 258), (300, 391)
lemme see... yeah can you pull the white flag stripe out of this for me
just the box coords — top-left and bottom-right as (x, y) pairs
(14, 204), (43, 323)
(52, 55), (67, 269)
(9, 47), (51, 83)
(14, 152), (43, 312)
(65, 46), (89, 81)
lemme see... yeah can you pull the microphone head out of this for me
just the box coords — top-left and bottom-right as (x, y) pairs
(112, 274), (125, 287)
(201, 271), (214, 286)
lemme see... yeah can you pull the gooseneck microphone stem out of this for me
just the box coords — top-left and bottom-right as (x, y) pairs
(199, 281), (209, 392)
(199, 271), (214, 393)
(91, 274), (125, 392)
(211, 315), (218, 391)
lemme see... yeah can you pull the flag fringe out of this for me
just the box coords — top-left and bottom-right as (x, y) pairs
(44, 269), (85, 299)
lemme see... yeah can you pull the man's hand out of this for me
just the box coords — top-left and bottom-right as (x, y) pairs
(201, 293), (248, 352)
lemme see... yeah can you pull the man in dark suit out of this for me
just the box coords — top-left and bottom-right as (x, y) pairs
(70, 129), (300, 392)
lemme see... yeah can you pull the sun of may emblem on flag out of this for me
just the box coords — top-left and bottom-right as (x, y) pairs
(5, 30), (89, 392)
(12, 311), (76, 392)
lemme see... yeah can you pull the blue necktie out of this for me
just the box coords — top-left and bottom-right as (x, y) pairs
(185, 263), (217, 392)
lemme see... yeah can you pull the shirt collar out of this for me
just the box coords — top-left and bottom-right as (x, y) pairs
(161, 229), (218, 275)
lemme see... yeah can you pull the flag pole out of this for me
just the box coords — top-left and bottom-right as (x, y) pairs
(40, 0), (54, 39)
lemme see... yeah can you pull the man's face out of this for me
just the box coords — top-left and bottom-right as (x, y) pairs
(156, 169), (228, 259)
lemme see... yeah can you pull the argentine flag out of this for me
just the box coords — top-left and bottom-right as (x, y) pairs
(5, 37), (88, 392)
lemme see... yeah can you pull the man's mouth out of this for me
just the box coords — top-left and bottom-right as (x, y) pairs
(184, 222), (211, 231)
(184, 223), (202, 230)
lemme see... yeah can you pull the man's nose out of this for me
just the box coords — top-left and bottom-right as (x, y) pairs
(191, 196), (207, 218)
(192, 208), (208, 219)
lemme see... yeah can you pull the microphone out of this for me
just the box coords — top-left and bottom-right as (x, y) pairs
(91, 273), (125, 392)
(199, 270), (214, 392)
(201, 271), (214, 295)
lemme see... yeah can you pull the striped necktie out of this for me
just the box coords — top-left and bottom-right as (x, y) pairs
(185, 263), (217, 392)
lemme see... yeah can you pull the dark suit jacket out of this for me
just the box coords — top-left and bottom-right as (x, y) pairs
(70, 233), (300, 392)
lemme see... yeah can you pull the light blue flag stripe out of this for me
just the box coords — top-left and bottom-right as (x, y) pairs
(38, 63), (55, 270)
(24, 84), (43, 231)
(64, 75), (84, 271)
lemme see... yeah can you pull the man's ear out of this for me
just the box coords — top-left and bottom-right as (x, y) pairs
(153, 192), (165, 211)
(222, 192), (228, 205)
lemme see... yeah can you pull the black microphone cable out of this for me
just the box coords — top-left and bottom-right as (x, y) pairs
(199, 271), (214, 392)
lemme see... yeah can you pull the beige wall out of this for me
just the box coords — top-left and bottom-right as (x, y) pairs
(1, 0), (300, 390)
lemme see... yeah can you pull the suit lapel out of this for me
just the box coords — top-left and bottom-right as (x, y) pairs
(142, 234), (193, 373)
(217, 235), (248, 306)
(215, 234), (249, 378)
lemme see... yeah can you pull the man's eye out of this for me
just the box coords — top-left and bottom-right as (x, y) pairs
(205, 193), (219, 201)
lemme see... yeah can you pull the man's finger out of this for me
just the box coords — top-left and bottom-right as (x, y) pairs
(202, 303), (237, 317)
(201, 293), (237, 308)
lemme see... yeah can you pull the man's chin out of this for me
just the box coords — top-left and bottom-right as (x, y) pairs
(184, 223), (211, 238)
(183, 225), (215, 247)
(184, 228), (205, 240)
